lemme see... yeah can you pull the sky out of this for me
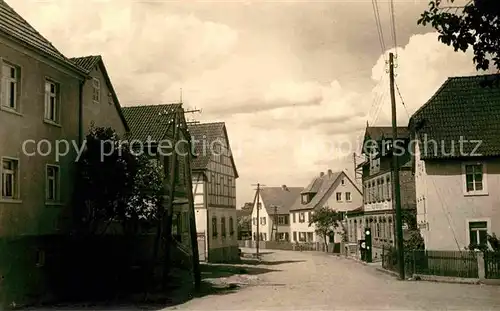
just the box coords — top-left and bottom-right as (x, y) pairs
(10, 0), (483, 208)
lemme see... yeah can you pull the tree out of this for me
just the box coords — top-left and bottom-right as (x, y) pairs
(418, 0), (500, 73)
(308, 207), (343, 252)
(76, 125), (163, 235)
(123, 154), (164, 235)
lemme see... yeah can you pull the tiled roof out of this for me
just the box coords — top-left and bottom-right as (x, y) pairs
(409, 73), (500, 159)
(290, 171), (342, 211)
(188, 122), (239, 178)
(122, 104), (181, 142)
(258, 186), (303, 215)
(0, 0), (85, 75)
(71, 55), (130, 132)
(69, 55), (101, 73)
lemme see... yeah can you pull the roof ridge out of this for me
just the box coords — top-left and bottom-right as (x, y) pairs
(1, 0), (65, 59)
(122, 103), (182, 109)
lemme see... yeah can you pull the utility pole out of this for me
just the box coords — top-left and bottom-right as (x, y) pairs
(389, 52), (405, 280)
(182, 123), (201, 291)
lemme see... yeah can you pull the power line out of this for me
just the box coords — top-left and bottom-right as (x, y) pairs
(371, 0), (386, 61)
(388, 0), (398, 57)
(394, 81), (410, 118)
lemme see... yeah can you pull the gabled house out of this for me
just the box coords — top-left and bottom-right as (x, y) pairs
(289, 170), (362, 243)
(409, 73), (500, 251)
(0, 0), (129, 236)
(251, 185), (303, 242)
(348, 125), (416, 260)
(70, 55), (129, 136)
(122, 104), (193, 251)
(187, 122), (239, 263)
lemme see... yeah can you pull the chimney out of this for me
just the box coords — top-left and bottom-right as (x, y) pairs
(328, 169), (333, 177)
(320, 172), (325, 177)
(282, 185), (288, 191)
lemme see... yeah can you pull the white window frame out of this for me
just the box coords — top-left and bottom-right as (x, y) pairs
(345, 192), (352, 202)
(1, 61), (20, 111)
(465, 218), (491, 248)
(45, 164), (61, 204)
(462, 162), (488, 196)
(1, 156), (20, 201)
(336, 192), (342, 202)
(299, 212), (305, 223)
(92, 77), (100, 103)
(44, 78), (60, 124)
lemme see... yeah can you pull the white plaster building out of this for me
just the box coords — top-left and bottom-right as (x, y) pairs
(289, 170), (362, 244)
(409, 73), (500, 251)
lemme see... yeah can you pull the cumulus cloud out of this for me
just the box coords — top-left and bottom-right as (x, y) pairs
(8, 1), (484, 206)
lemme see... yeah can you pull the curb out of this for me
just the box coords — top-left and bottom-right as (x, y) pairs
(375, 267), (400, 279)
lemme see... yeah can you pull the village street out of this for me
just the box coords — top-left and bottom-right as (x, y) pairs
(165, 248), (500, 311)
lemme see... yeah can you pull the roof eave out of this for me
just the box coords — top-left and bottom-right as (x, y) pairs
(0, 30), (88, 78)
(97, 59), (130, 132)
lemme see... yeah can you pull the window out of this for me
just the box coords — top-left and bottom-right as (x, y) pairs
(252, 217), (256, 225)
(46, 165), (60, 202)
(307, 232), (314, 242)
(44, 79), (59, 123)
(469, 221), (488, 247)
(386, 176), (392, 200)
(299, 212), (305, 223)
(341, 179), (345, 185)
(345, 192), (351, 202)
(381, 178), (386, 200)
(221, 217), (226, 237)
(301, 193), (308, 204)
(1, 62), (19, 110)
(107, 92), (113, 105)
(363, 183), (368, 203)
(212, 217), (217, 238)
(336, 192), (342, 202)
(260, 217), (266, 225)
(92, 78), (100, 103)
(299, 232), (306, 242)
(307, 211), (311, 222)
(278, 215), (288, 225)
(463, 163), (486, 195)
(292, 212), (296, 223)
(366, 182), (371, 203)
(293, 231), (297, 241)
(1, 158), (19, 199)
(229, 217), (234, 235)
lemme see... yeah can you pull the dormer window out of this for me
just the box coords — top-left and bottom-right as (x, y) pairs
(301, 194), (309, 204)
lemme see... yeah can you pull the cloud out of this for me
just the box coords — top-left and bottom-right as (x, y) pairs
(8, 1), (484, 207)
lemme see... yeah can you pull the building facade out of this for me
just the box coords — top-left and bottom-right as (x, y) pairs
(410, 74), (500, 251)
(0, 1), (128, 236)
(122, 104), (193, 252)
(189, 122), (239, 263)
(347, 126), (416, 261)
(289, 170), (362, 244)
(70, 55), (129, 136)
(251, 185), (302, 242)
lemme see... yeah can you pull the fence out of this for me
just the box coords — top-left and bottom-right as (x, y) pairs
(238, 240), (341, 253)
(382, 246), (487, 279)
(484, 251), (500, 279)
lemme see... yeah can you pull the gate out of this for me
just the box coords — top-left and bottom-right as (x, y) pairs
(485, 251), (500, 279)
(197, 232), (206, 262)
